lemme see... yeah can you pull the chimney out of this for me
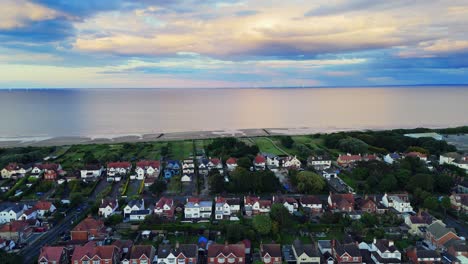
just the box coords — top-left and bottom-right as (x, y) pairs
(388, 240), (394, 247)
(176, 241), (180, 249)
(225, 241), (229, 246)
(373, 238), (377, 245)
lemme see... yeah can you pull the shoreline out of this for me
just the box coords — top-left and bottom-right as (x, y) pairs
(0, 125), (461, 148)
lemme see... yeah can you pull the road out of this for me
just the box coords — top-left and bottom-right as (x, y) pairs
(444, 215), (468, 237)
(21, 179), (105, 264)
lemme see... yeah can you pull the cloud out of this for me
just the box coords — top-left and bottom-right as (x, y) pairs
(0, 0), (60, 29)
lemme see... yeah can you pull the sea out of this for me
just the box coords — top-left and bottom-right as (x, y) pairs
(0, 86), (467, 139)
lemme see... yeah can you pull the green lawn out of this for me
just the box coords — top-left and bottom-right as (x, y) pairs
(169, 141), (194, 160)
(252, 137), (287, 155)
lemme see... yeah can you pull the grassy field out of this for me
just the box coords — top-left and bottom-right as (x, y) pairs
(252, 137), (287, 155)
(168, 140), (194, 160)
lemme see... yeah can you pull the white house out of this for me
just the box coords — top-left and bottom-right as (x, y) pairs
(214, 197), (241, 220)
(107, 162), (132, 177)
(184, 198), (212, 220)
(123, 199), (145, 218)
(282, 156), (301, 169)
(33, 201), (56, 218)
(226, 158), (238, 171)
(182, 159), (195, 175)
(254, 155), (266, 170)
(307, 156), (332, 170)
(299, 196), (323, 214)
(0, 204), (27, 223)
(440, 153), (468, 172)
(384, 153), (401, 165)
(80, 164), (103, 179)
(292, 239), (321, 264)
(19, 208), (37, 221)
(98, 199), (119, 218)
(181, 174), (192, 182)
(1, 163), (31, 179)
(136, 160), (161, 179)
(207, 158), (223, 173)
(381, 193), (413, 213)
(129, 209), (152, 221)
(273, 196), (298, 214)
(358, 239), (401, 264)
(266, 155), (280, 169)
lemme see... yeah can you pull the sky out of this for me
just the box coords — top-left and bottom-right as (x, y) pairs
(0, 0), (468, 88)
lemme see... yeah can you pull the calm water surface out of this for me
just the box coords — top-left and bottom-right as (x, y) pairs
(0, 87), (467, 138)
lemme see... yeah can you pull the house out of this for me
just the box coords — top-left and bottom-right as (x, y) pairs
(122, 245), (156, 264)
(384, 153), (401, 164)
(448, 243), (468, 259)
(260, 244), (282, 264)
(405, 210), (433, 236)
(328, 193), (355, 213)
(0, 238), (15, 251)
(44, 170), (58, 181)
(19, 207), (38, 221)
(405, 152), (428, 162)
(208, 158), (223, 173)
(181, 174), (192, 182)
(457, 179), (468, 194)
(124, 199), (145, 218)
(164, 160), (181, 179)
(440, 153), (468, 172)
(264, 154), (280, 169)
(71, 241), (119, 264)
(129, 210), (151, 221)
(107, 161), (132, 177)
(381, 193), (413, 213)
(1, 163), (32, 179)
(362, 154), (378, 162)
(244, 196), (271, 216)
(450, 193), (468, 213)
(226, 158), (238, 171)
(425, 220), (460, 249)
(71, 216), (106, 241)
(32, 163), (61, 175)
(272, 196), (299, 214)
(307, 155), (332, 170)
(407, 247), (441, 264)
(299, 195), (322, 214)
(99, 199), (119, 218)
(182, 159), (195, 175)
(357, 196), (378, 213)
(144, 177), (156, 187)
(0, 220), (32, 241)
(292, 239), (320, 264)
(282, 156), (302, 169)
(207, 243), (245, 264)
(359, 239), (401, 264)
(154, 197), (175, 219)
(136, 160), (161, 179)
(321, 168), (338, 180)
(254, 155), (266, 170)
(38, 246), (68, 264)
(157, 244), (198, 264)
(80, 164), (103, 179)
(184, 197), (212, 220)
(214, 197), (241, 220)
(332, 242), (362, 264)
(34, 201), (56, 218)
(337, 154), (362, 167)
(0, 204), (28, 223)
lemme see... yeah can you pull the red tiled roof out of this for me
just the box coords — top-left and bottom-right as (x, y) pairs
(363, 154), (377, 160)
(226, 158), (237, 165)
(254, 155), (266, 164)
(338, 154), (362, 162)
(156, 197), (174, 209)
(259, 200), (272, 207)
(207, 244), (245, 258)
(34, 201), (53, 211)
(300, 195), (321, 205)
(100, 199), (118, 209)
(136, 160), (160, 168)
(210, 158), (221, 165)
(216, 196), (226, 203)
(261, 244), (281, 258)
(0, 220), (29, 232)
(72, 242), (118, 261)
(129, 245), (155, 259)
(73, 216), (104, 232)
(405, 152), (427, 158)
(39, 246), (64, 263)
(107, 161), (131, 168)
(187, 197), (201, 203)
(331, 193), (355, 207)
(38, 163), (59, 171)
(244, 196), (259, 205)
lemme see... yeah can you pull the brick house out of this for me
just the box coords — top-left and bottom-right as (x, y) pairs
(407, 247), (441, 264)
(425, 220), (460, 249)
(357, 196), (377, 213)
(38, 246), (68, 264)
(71, 241), (119, 264)
(71, 216), (106, 242)
(299, 195), (323, 214)
(154, 197), (175, 219)
(122, 245), (156, 264)
(207, 243), (246, 264)
(332, 241), (362, 264)
(157, 244), (198, 264)
(328, 193), (355, 212)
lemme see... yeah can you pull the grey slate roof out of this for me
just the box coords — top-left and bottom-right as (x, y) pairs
(427, 221), (457, 240)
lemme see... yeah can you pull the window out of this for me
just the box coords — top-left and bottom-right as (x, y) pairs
(82, 261), (89, 264)
(132, 261), (138, 264)
(218, 258), (225, 263)
(228, 258), (235, 263)
(93, 260), (100, 264)
(141, 260), (148, 264)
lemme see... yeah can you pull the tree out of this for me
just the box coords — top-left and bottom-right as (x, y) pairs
(280, 136), (294, 148)
(440, 196), (451, 216)
(407, 173), (433, 192)
(83, 151), (98, 164)
(295, 171), (326, 194)
(337, 137), (368, 154)
(208, 169), (225, 194)
(406, 146), (429, 155)
(226, 223), (244, 242)
(105, 214), (123, 226)
(423, 196), (438, 210)
(270, 203), (291, 228)
(237, 157), (252, 169)
(379, 174), (397, 192)
(252, 215), (272, 235)
(149, 180), (167, 196)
